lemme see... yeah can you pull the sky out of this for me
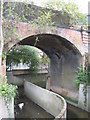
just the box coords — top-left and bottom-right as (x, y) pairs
(66, 0), (89, 14)
(29, 0), (90, 14)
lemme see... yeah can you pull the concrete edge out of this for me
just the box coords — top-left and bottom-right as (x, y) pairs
(24, 81), (67, 118)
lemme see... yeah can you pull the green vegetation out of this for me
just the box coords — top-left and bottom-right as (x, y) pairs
(32, 9), (54, 27)
(40, 53), (50, 64)
(45, 0), (87, 25)
(0, 1), (54, 68)
(3, 2), (54, 44)
(74, 54), (90, 107)
(74, 63), (90, 89)
(0, 73), (18, 117)
(6, 45), (40, 72)
(40, 53), (50, 73)
(0, 82), (18, 100)
(74, 65), (84, 89)
(1, 1), (87, 67)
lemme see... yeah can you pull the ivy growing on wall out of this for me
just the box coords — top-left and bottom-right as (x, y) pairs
(74, 54), (90, 107)
(44, 0), (87, 25)
(0, 73), (18, 118)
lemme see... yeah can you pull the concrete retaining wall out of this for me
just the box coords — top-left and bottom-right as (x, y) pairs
(7, 71), (47, 86)
(78, 84), (90, 112)
(7, 71), (24, 86)
(24, 81), (67, 118)
(87, 85), (90, 112)
(0, 97), (14, 119)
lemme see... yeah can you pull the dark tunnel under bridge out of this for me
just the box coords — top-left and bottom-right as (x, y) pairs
(17, 33), (83, 101)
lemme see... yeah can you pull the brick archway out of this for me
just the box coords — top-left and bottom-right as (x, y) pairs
(5, 22), (86, 101)
(6, 22), (86, 56)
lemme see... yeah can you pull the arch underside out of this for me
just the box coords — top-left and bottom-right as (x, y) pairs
(19, 34), (81, 56)
(18, 34), (82, 100)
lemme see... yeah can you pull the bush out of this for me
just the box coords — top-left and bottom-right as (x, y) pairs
(6, 45), (40, 72)
(74, 64), (89, 89)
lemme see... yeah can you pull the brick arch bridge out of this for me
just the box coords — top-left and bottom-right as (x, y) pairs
(3, 0), (88, 101)
(6, 22), (87, 56)
(5, 21), (88, 101)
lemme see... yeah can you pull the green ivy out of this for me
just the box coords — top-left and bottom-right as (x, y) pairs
(74, 64), (89, 88)
(74, 61), (90, 107)
(0, 83), (18, 99)
(3, 2), (54, 45)
(0, 74), (18, 118)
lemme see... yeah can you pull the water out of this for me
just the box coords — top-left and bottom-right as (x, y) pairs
(15, 86), (54, 119)
(67, 104), (89, 119)
(15, 96), (54, 118)
(15, 86), (89, 119)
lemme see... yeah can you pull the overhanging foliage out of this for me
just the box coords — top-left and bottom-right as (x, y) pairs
(6, 45), (40, 72)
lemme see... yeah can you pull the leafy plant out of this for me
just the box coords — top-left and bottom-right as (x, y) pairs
(74, 65), (84, 89)
(45, 0), (87, 25)
(74, 64), (89, 88)
(0, 74), (18, 118)
(6, 45), (40, 72)
(74, 58), (90, 107)
(74, 79), (80, 89)
(3, 2), (54, 46)
(0, 83), (18, 99)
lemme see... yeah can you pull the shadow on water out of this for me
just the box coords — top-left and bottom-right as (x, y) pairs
(15, 86), (89, 119)
(15, 96), (54, 118)
(67, 104), (89, 119)
(15, 86), (54, 119)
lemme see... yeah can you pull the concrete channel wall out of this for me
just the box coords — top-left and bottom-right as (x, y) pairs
(24, 81), (67, 119)
(7, 71), (47, 86)
(78, 84), (90, 112)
